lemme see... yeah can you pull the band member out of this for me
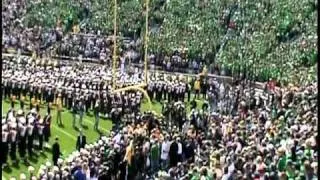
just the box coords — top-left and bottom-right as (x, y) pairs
(91, 90), (98, 110)
(159, 81), (164, 102)
(44, 108), (52, 148)
(163, 82), (167, 101)
(31, 97), (36, 110)
(12, 80), (19, 98)
(201, 78), (208, 99)
(7, 102), (15, 120)
(18, 123), (27, 161)
(2, 79), (6, 99)
(29, 84), (34, 102)
(11, 95), (17, 109)
(3, 79), (9, 99)
(36, 85), (42, 104)
(56, 94), (63, 126)
(38, 118), (45, 151)
(21, 81), (28, 97)
(162, 101), (170, 124)
(78, 99), (85, 127)
(36, 100), (41, 113)
(106, 93), (112, 116)
(9, 123), (18, 163)
(94, 99), (100, 131)
(84, 92), (91, 113)
(72, 99), (78, 128)
(100, 93), (106, 116)
(177, 83), (182, 101)
(63, 85), (69, 107)
(174, 83), (179, 102)
(47, 86), (54, 104)
(147, 81), (154, 101)
(111, 107), (121, 130)
(27, 118), (35, 157)
(8, 80), (13, 99)
(182, 82), (187, 101)
(67, 87), (73, 110)
(1, 125), (9, 167)
(156, 82), (162, 102)
(186, 80), (191, 102)
(43, 85), (48, 104)
(20, 93), (25, 110)
(167, 82), (172, 102)
(194, 78), (201, 99)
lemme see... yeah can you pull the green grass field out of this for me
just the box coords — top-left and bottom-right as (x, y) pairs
(2, 94), (204, 179)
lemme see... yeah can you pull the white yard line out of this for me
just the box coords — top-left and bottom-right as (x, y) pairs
(52, 124), (76, 140)
(84, 118), (108, 132)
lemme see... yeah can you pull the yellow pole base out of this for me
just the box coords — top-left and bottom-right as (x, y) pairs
(112, 84), (152, 110)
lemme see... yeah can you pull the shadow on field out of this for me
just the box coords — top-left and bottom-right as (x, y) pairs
(29, 156), (39, 163)
(3, 166), (12, 173)
(82, 125), (89, 130)
(11, 162), (20, 169)
(86, 113), (93, 117)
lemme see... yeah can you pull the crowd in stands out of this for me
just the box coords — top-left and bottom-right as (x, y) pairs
(3, 0), (316, 82)
(2, 0), (63, 55)
(1, 0), (317, 179)
(2, 0), (208, 74)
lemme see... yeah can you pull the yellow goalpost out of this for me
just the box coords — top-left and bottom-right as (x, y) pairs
(111, 0), (152, 110)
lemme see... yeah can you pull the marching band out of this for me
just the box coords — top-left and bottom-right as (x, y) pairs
(1, 108), (50, 167)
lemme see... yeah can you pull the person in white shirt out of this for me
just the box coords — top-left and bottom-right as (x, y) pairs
(177, 137), (183, 162)
(161, 135), (170, 170)
(143, 140), (151, 169)
(112, 132), (121, 145)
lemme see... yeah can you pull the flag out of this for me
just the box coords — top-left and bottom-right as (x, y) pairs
(64, 13), (74, 32)
(124, 140), (134, 165)
(73, 24), (80, 33)
(7, 48), (16, 53)
(200, 65), (208, 77)
(56, 18), (62, 28)
(32, 51), (37, 60)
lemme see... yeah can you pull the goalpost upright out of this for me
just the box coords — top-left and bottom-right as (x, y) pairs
(111, 0), (152, 109)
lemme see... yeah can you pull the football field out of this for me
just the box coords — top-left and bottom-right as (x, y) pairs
(2, 95), (203, 179)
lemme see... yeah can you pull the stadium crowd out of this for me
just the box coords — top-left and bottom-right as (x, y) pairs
(2, 0), (63, 56)
(54, 33), (205, 74)
(2, 0), (316, 82)
(2, 0), (317, 179)
(2, 0), (205, 74)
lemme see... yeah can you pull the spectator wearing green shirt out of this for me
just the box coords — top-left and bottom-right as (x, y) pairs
(285, 160), (295, 179)
(150, 139), (160, 174)
(277, 147), (287, 172)
(304, 139), (314, 158)
(199, 167), (211, 180)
